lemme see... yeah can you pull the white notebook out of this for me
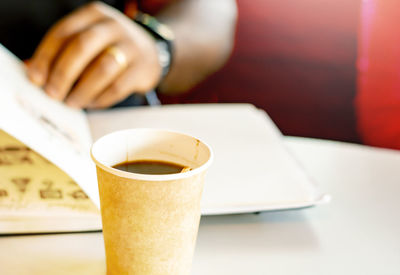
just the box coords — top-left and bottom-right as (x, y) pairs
(88, 104), (328, 215)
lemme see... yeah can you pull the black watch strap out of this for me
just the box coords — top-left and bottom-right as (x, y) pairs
(133, 12), (174, 79)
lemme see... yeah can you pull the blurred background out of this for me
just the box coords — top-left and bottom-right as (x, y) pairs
(161, 0), (361, 144)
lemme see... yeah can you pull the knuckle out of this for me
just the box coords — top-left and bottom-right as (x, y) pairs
(135, 83), (147, 92)
(48, 20), (71, 39)
(72, 35), (86, 53)
(33, 52), (49, 67)
(72, 31), (95, 52)
(85, 1), (105, 13)
(55, 25), (70, 38)
(139, 78), (153, 91)
(108, 82), (124, 96)
(97, 102), (109, 109)
(135, 76), (153, 92)
(51, 67), (66, 84)
(97, 58), (115, 75)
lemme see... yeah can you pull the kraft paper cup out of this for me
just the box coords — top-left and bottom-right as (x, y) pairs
(91, 128), (213, 275)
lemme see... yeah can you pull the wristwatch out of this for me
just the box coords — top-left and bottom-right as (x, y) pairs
(133, 12), (174, 79)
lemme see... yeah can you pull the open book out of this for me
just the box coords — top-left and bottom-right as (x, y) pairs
(0, 45), (328, 234)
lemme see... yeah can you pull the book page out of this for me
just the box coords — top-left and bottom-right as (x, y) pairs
(0, 130), (99, 215)
(0, 130), (101, 234)
(0, 45), (100, 208)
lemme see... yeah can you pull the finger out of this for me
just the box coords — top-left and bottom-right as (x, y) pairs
(87, 65), (147, 109)
(27, 2), (108, 86)
(45, 19), (123, 101)
(65, 41), (135, 108)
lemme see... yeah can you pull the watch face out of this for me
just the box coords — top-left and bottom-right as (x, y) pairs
(157, 24), (175, 40)
(156, 41), (171, 70)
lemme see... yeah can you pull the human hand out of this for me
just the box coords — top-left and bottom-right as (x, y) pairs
(26, 2), (162, 109)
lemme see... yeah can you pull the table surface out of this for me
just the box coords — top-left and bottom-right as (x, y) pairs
(1, 137), (400, 275)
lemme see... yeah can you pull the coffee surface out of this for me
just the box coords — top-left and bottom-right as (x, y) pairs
(113, 160), (186, 175)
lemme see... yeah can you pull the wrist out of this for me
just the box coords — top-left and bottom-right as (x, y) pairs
(133, 12), (174, 83)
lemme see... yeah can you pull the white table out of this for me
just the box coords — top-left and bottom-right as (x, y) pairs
(1, 137), (400, 275)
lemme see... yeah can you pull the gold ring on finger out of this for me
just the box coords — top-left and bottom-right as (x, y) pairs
(105, 46), (128, 70)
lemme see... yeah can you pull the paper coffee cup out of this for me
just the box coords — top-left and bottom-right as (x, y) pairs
(91, 128), (213, 275)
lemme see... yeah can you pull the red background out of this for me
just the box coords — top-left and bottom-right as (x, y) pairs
(160, 0), (362, 143)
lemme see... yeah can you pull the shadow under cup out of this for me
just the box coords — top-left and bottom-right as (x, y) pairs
(91, 129), (213, 275)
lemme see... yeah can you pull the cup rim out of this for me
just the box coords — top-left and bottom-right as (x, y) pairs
(90, 128), (213, 181)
